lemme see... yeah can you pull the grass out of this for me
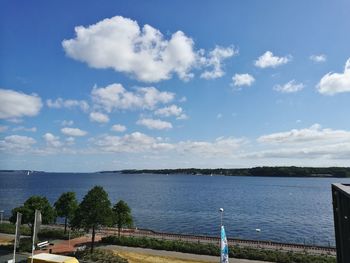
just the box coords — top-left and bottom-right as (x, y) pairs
(115, 250), (215, 263)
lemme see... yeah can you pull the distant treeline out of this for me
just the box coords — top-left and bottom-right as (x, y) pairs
(118, 166), (350, 177)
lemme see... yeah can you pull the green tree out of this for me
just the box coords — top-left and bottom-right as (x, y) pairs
(71, 186), (113, 253)
(54, 192), (78, 234)
(10, 196), (56, 236)
(112, 200), (133, 237)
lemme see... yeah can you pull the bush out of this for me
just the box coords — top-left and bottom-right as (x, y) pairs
(38, 228), (84, 240)
(101, 236), (336, 263)
(0, 222), (31, 235)
(75, 249), (128, 263)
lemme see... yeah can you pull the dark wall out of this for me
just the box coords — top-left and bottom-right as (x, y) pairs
(332, 184), (350, 263)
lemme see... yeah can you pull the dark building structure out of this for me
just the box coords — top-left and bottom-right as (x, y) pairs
(332, 183), (350, 263)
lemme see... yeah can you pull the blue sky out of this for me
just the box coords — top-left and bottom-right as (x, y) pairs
(1, 0), (350, 172)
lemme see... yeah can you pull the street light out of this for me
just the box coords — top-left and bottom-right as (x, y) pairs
(0, 210), (4, 224)
(219, 208), (224, 227)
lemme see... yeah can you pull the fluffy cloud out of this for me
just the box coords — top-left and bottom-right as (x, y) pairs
(310, 54), (326, 63)
(43, 133), (62, 147)
(137, 118), (173, 130)
(258, 124), (350, 144)
(154, 104), (184, 117)
(200, 46), (238, 79)
(61, 127), (87, 137)
(0, 135), (36, 153)
(47, 98), (89, 112)
(317, 58), (350, 95)
(94, 132), (174, 153)
(178, 137), (245, 157)
(91, 83), (174, 112)
(111, 124), (127, 132)
(254, 51), (291, 68)
(89, 112), (110, 123)
(273, 80), (305, 93)
(62, 16), (197, 82)
(232, 73), (255, 87)
(92, 132), (244, 157)
(0, 89), (42, 120)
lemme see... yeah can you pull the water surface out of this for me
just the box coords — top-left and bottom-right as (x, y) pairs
(1, 172), (348, 246)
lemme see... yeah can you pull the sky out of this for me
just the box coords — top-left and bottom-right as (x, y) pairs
(1, 0), (350, 172)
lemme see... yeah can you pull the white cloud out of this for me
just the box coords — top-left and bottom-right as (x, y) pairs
(93, 132), (174, 153)
(89, 112), (110, 123)
(178, 137), (246, 157)
(137, 118), (173, 130)
(0, 135), (36, 153)
(317, 58), (350, 95)
(273, 80), (305, 93)
(12, 126), (37, 132)
(62, 16), (197, 82)
(200, 46), (238, 79)
(258, 124), (350, 144)
(0, 89), (42, 120)
(176, 113), (189, 120)
(310, 54), (326, 63)
(43, 133), (62, 147)
(254, 51), (291, 68)
(61, 120), (74, 126)
(61, 127), (87, 137)
(91, 83), (174, 112)
(232, 73), (255, 87)
(47, 98), (89, 112)
(92, 132), (244, 157)
(111, 124), (127, 132)
(154, 104), (184, 118)
(0, 126), (8, 132)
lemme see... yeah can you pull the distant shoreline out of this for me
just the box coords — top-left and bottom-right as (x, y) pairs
(112, 166), (350, 178)
(2, 166), (350, 177)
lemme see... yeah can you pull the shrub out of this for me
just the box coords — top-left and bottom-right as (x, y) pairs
(101, 236), (336, 263)
(0, 222), (31, 236)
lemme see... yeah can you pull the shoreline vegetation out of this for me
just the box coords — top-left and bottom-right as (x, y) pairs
(2, 166), (350, 177)
(118, 166), (350, 178)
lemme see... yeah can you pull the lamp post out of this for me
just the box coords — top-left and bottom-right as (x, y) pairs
(0, 210), (4, 224)
(219, 208), (224, 227)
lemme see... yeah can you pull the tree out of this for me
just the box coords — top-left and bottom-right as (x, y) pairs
(54, 192), (78, 234)
(71, 186), (113, 253)
(10, 196), (56, 236)
(112, 200), (133, 237)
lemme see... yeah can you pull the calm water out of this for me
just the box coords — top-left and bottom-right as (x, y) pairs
(1, 172), (349, 246)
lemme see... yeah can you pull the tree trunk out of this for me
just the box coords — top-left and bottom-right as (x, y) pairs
(118, 226), (121, 237)
(91, 225), (95, 253)
(64, 217), (67, 234)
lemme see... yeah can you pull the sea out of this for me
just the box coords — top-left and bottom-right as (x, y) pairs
(1, 171), (349, 246)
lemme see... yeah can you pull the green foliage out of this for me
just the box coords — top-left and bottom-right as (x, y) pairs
(71, 186), (113, 252)
(75, 249), (128, 263)
(0, 222), (83, 240)
(101, 236), (336, 263)
(112, 200), (133, 237)
(71, 186), (113, 230)
(38, 228), (84, 240)
(9, 196), (56, 235)
(121, 166), (350, 177)
(54, 191), (78, 233)
(0, 222), (31, 235)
